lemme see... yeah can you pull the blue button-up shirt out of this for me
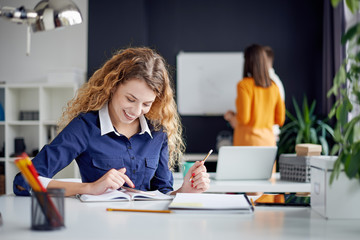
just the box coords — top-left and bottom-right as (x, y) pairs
(13, 104), (174, 195)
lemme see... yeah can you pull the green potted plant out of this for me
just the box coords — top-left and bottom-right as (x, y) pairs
(278, 96), (334, 156)
(307, 0), (360, 220)
(327, 0), (360, 183)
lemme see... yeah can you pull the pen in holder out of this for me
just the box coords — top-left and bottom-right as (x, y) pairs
(31, 188), (65, 230)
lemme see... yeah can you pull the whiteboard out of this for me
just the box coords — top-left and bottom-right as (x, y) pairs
(176, 52), (244, 115)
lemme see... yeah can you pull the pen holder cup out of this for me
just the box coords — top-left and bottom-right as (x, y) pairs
(182, 161), (195, 178)
(31, 188), (65, 230)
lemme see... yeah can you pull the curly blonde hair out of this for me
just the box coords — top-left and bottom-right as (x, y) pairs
(58, 47), (185, 169)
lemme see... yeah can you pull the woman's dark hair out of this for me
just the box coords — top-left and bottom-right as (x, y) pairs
(243, 44), (271, 88)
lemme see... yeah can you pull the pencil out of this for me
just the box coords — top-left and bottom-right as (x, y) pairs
(15, 154), (64, 227)
(250, 198), (255, 207)
(14, 158), (42, 192)
(189, 149), (213, 182)
(23, 156), (47, 192)
(202, 149), (213, 163)
(106, 208), (172, 214)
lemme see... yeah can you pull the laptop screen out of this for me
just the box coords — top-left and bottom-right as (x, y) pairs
(215, 146), (277, 180)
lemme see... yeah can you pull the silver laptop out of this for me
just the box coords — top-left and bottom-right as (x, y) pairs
(213, 146), (277, 180)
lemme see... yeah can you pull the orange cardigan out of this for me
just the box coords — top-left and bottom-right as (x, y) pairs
(233, 77), (285, 146)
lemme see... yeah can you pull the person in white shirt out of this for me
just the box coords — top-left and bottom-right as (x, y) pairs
(264, 46), (285, 101)
(264, 46), (285, 141)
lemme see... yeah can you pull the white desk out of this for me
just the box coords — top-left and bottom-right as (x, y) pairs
(1, 195), (360, 239)
(173, 172), (311, 193)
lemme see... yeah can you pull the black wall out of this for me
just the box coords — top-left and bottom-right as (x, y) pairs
(88, 0), (324, 153)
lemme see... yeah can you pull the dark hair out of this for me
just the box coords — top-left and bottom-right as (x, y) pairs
(243, 44), (271, 88)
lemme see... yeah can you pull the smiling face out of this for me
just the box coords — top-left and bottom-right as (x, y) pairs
(108, 78), (156, 129)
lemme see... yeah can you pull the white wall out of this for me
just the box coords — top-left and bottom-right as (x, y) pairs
(0, 0), (88, 83)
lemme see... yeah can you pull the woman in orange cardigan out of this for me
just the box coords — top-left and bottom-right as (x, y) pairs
(224, 44), (285, 146)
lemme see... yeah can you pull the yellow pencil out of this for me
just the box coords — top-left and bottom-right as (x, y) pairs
(250, 198), (255, 207)
(15, 154), (64, 227)
(14, 158), (42, 192)
(106, 208), (172, 214)
(189, 149), (213, 182)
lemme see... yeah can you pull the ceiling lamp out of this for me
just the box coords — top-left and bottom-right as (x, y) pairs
(0, 0), (82, 55)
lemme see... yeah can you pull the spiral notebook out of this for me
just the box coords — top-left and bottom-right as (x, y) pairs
(168, 193), (254, 213)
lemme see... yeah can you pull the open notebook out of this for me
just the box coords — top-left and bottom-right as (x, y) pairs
(214, 146), (277, 180)
(78, 187), (173, 202)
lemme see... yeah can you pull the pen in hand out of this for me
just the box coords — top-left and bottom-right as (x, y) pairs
(189, 149), (213, 182)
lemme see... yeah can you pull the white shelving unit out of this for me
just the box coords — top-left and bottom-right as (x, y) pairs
(0, 83), (80, 194)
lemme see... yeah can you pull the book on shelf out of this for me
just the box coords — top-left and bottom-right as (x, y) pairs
(77, 187), (173, 202)
(168, 193), (254, 213)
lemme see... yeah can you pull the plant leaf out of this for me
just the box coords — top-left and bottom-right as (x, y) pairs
(278, 129), (295, 146)
(317, 120), (335, 137)
(345, 143), (360, 178)
(328, 64), (346, 98)
(285, 110), (297, 123)
(330, 155), (342, 185)
(279, 122), (298, 136)
(293, 97), (305, 129)
(330, 144), (340, 155)
(295, 130), (304, 144)
(310, 128), (318, 143)
(328, 100), (339, 119)
(333, 124), (342, 143)
(327, 85), (336, 98)
(343, 117), (358, 143)
(331, 0), (342, 7)
(303, 96), (310, 123)
(336, 101), (348, 126)
(345, 0), (360, 14)
(341, 22), (360, 44)
(319, 136), (329, 155)
(309, 100), (316, 117)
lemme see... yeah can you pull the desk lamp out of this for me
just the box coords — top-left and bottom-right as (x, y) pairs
(0, 0), (82, 55)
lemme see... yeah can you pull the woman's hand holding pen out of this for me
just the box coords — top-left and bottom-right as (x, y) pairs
(87, 168), (135, 195)
(181, 161), (210, 193)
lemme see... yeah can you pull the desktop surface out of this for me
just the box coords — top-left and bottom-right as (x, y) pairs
(1, 195), (360, 240)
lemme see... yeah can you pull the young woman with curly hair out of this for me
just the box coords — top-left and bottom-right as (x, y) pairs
(14, 47), (210, 196)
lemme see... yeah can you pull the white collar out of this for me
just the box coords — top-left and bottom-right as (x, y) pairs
(99, 103), (152, 138)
